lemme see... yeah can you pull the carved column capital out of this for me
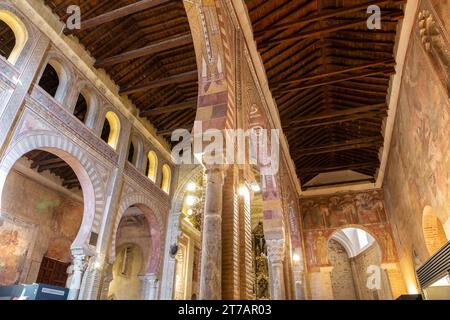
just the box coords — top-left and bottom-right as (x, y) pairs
(73, 254), (89, 273)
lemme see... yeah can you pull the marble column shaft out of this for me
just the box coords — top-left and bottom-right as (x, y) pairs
(199, 166), (225, 300)
(140, 274), (159, 300)
(266, 239), (286, 300)
(67, 254), (88, 300)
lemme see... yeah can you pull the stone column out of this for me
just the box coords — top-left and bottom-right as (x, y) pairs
(266, 239), (286, 300)
(184, 236), (195, 300)
(67, 252), (89, 300)
(160, 211), (182, 299)
(140, 274), (159, 300)
(199, 165), (225, 300)
(78, 255), (105, 300)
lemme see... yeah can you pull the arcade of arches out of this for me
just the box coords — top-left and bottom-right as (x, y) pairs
(0, 0), (449, 300)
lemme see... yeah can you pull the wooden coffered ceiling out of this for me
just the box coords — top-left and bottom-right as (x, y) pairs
(245, 0), (405, 190)
(44, 0), (198, 138)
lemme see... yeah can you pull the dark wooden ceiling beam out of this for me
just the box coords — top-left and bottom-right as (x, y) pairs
(276, 67), (395, 93)
(255, 0), (402, 37)
(31, 157), (65, 169)
(258, 12), (403, 49)
(95, 34), (192, 68)
(65, 0), (172, 33)
(158, 124), (193, 136)
(284, 111), (387, 131)
(295, 136), (383, 157)
(303, 178), (375, 189)
(120, 70), (197, 95)
(287, 103), (387, 125)
(140, 100), (197, 117)
(38, 161), (69, 172)
(298, 161), (379, 175)
(274, 59), (394, 87)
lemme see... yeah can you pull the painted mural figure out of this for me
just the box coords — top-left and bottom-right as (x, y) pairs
(316, 231), (329, 266)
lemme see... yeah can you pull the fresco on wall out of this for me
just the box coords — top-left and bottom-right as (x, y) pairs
(0, 170), (83, 285)
(301, 190), (397, 270)
(0, 217), (36, 285)
(383, 0), (450, 273)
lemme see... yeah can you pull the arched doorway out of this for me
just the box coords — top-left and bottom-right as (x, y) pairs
(107, 202), (162, 300)
(108, 206), (151, 300)
(328, 227), (392, 300)
(422, 206), (448, 256)
(0, 150), (87, 287)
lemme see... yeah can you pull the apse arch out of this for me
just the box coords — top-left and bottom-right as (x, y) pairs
(327, 226), (388, 300)
(422, 206), (448, 256)
(0, 9), (28, 64)
(0, 132), (104, 249)
(328, 224), (386, 262)
(109, 194), (165, 275)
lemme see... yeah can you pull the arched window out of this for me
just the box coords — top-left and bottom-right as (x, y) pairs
(74, 92), (88, 123)
(0, 10), (28, 64)
(101, 111), (121, 150)
(422, 206), (448, 256)
(161, 164), (171, 194)
(0, 20), (15, 60)
(128, 141), (135, 164)
(38, 60), (68, 102)
(38, 63), (59, 97)
(146, 151), (158, 182)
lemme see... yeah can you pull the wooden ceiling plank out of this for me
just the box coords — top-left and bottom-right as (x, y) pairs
(255, 0), (398, 36)
(296, 136), (383, 157)
(274, 58), (394, 87)
(140, 100), (197, 117)
(120, 70), (197, 95)
(298, 161), (379, 175)
(276, 67), (395, 93)
(288, 103), (387, 124)
(65, 0), (172, 33)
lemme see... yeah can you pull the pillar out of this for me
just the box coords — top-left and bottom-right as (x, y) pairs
(184, 236), (195, 299)
(266, 239), (286, 300)
(67, 250), (89, 300)
(140, 274), (159, 300)
(199, 165), (225, 300)
(160, 211), (182, 299)
(78, 255), (103, 300)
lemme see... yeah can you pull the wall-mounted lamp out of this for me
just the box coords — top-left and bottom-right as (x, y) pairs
(251, 182), (261, 193)
(238, 185), (249, 197)
(186, 182), (197, 192)
(185, 195), (198, 207)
